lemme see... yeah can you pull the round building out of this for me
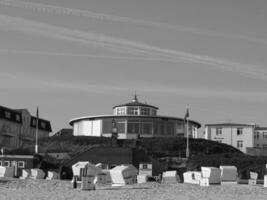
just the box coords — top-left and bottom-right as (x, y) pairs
(69, 96), (201, 139)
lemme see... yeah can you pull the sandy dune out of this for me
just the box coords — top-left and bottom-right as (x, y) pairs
(0, 178), (267, 200)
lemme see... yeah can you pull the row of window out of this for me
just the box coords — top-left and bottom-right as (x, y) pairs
(216, 128), (243, 136)
(0, 160), (25, 168)
(254, 132), (267, 139)
(114, 107), (157, 116)
(4, 111), (21, 122)
(32, 119), (47, 129)
(255, 144), (267, 149)
(102, 119), (178, 135)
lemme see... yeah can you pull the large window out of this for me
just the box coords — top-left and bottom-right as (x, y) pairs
(237, 140), (243, 149)
(141, 123), (152, 135)
(117, 122), (125, 133)
(127, 122), (139, 134)
(116, 107), (126, 115)
(127, 107), (139, 115)
(140, 107), (150, 116)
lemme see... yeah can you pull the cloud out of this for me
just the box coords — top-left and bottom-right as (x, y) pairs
(1, 0), (267, 44)
(0, 14), (267, 81)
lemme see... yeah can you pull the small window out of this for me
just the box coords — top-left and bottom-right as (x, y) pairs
(142, 164), (147, 169)
(18, 161), (25, 168)
(263, 132), (267, 139)
(237, 140), (243, 149)
(41, 122), (46, 129)
(5, 111), (11, 119)
(16, 114), (20, 121)
(0, 161), (2, 166)
(216, 128), (222, 135)
(32, 119), (36, 126)
(3, 161), (10, 167)
(237, 128), (243, 136)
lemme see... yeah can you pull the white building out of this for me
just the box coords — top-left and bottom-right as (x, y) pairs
(69, 96), (201, 139)
(204, 123), (260, 153)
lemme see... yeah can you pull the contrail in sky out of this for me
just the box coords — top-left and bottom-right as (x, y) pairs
(0, 48), (173, 61)
(0, 14), (267, 81)
(0, 0), (266, 44)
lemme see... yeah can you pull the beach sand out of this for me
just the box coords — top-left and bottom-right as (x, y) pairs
(0, 178), (267, 200)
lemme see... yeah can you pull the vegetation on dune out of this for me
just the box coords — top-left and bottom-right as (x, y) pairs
(6, 136), (267, 179)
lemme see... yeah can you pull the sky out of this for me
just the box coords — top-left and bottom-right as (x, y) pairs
(0, 0), (267, 134)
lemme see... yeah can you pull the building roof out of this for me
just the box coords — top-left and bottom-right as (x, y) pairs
(52, 128), (73, 136)
(205, 123), (256, 127)
(0, 106), (52, 132)
(69, 114), (201, 128)
(113, 96), (158, 110)
(255, 127), (267, 131)
(0, 105), (22, 124)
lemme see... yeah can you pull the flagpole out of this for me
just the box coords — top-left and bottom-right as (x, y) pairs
(186, 117), (189, 158)
(35, 107), (39, 154)
(185, 108), (189, 159)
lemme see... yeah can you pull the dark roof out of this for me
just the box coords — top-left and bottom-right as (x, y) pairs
(0, 106), (22, 124)
(113, 96), (158, 110)
(53, 128), (73, 136)
(69, 115), (201, 128)
(113, 102), (158, 109)
(30, 116), (52, 132)
(0, 105), (52, 132)
(205, 123), (255, 127)
(255, 127), (267, 131)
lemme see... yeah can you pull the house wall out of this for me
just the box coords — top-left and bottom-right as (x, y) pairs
(205, 125), (254, 153)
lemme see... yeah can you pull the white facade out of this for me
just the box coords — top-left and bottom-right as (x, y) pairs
(73, 120), (102, 137)
(204, 123), (255, 153)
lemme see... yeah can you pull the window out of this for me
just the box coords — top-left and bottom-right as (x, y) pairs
(216, 128), (222, 135)
(263, 144), (267, 150)
(5, 111), (11, 119)
(41, 122), (46, 129)
(263, 132), (267, 139)
(117, 122), (125, 133)
(0, 161), (2, 166)
(32, 119), (36, 126)
(141, 107), (150, 115)
(216, 140), (222, 143)
(151, 109), (157, 116)
(237, 140), (243, 149)
(142, 123), (152, 135)
(237, 128), (243, 136)
(142, 164), (147, 169)
(16, 114), (20, 122)
(18, 161), (25, 168)
(116, 107), (126, 115)
(3, 161), (10, 167)
(127, 107), (139, 115)
(127, 121), (139, 133)
(254, 132), (260, 139)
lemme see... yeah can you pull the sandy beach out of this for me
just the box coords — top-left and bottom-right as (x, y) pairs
(0, 178), (267, 200)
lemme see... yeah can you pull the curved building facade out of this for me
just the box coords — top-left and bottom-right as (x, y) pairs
(69, 96), (201, 139)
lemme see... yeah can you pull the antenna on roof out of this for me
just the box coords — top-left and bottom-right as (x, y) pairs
(132, 90), (138, 102)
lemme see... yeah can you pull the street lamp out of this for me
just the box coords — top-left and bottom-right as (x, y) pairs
(111, 118), (118, 139)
